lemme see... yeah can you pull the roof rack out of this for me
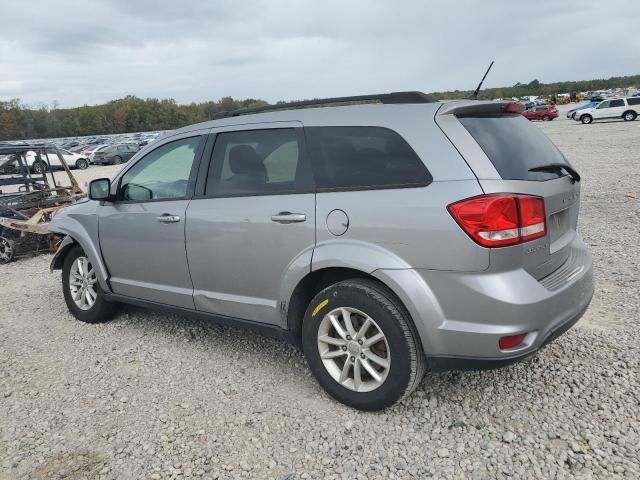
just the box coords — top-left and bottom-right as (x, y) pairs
(212, 91), (435, 119)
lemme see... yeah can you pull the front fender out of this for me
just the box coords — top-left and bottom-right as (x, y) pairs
(49, 204), (111, 293)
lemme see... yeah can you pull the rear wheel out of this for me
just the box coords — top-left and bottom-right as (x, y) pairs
(32, 160), (46, 174)
(0, 237), (15, 264)
(302, 279), (425, 411)
(62, 246), (118, 323)
(581, 114), (593, 124)
(75, 158), (89, 170)
(623, 111), (637, 122)
(543, 115), (550, 121)
(112, 156), (123, 165)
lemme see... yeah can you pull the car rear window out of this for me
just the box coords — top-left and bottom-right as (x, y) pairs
(305, 126), (432, 191)
(458, 114), (569, 181)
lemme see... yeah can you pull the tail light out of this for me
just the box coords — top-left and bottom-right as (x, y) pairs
(447, 194), (546, 247)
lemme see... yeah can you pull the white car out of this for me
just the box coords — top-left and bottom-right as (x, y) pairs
(25, 148), (90, 173)
(574, 97), (640, 124)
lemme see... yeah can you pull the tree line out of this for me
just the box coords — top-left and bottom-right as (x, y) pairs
(1, 74), (638, 141)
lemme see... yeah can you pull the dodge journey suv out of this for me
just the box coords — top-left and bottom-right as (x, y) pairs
(50, 92), (594, 411)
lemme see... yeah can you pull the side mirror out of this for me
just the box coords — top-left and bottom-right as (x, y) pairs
(89, 178), (112, 201)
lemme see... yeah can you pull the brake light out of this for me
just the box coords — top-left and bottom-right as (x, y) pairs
(503, 102), (524, 114)
(447, 194), (546, 247)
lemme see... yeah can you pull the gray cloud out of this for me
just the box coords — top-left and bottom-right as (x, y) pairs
(1, 0), (639, 107)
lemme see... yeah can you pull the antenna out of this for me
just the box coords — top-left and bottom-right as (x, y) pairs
(472, 61), (494, 99)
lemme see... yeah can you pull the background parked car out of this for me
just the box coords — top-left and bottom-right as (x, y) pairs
(25, 148), (90, 173)
(566, 101), (600, 119)
(91, 144), (139, 165)
(575, 97), (640, 124)
(523, 105), (558, 121)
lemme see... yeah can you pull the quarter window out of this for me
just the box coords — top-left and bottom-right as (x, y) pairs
(627, 97), (640, 106)
(205, 129), (310, 196)
(119, 136), (201, 201)
(305, 126), (431, 191)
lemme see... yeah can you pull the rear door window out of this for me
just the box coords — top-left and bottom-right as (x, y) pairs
(610, 99), (625, 108)
(305, 126), (432, 191)
(458, 114), (569, 181)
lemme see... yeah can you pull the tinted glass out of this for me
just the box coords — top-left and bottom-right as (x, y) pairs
(610, 99), (625, 107)
(205, 129), (310, 196)
(119, 136), (201, 201)
(305, 126), (431, 190)
(597, 101), (610, 109)
(627, 97), (640, 106)
(458, 114), (569, 181)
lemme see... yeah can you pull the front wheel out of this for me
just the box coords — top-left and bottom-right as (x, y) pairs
(75, 158), (89, 170)
(112, 156), (123, 165)
(543, 115), (550, 121)
(62, 246), (118, 323)
(581, 114), (593, 124)
(32, 161), (46, 174)
(623, 111), (637, 122)
(302, 279), (425, 411)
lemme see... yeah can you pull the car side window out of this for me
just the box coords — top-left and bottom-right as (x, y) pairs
(305, 126), (432, 191)
(610, 99), (624, 108)
(628, 97), (640, 106)
(205, 128), (311, 197)
(597, 101), (610, 109)
(119, 136), (202, 202)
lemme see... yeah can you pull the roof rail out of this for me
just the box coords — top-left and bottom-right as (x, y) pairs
(212, 91), (435, 119)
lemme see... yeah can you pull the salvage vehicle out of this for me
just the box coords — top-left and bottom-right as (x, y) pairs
(522, 105), (558, 121)
(575, 97), (640, 124)
(91, 143), (139, 165)
(49, 92), (594, 410)
(0, 143), (83, 263)
(25, 148), (90, 173)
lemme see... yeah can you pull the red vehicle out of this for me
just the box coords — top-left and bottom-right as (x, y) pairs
(522, 105), (558, 121)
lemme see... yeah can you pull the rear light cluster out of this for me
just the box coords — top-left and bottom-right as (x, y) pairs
(448, 194), (546, 247)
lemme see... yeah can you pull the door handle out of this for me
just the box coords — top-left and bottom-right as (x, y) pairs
(271, 212), (306, 224)
(157, 214), (181, 223)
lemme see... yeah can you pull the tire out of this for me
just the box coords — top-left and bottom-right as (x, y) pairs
(75, 158), (89, 170)
(2, 165), (17, 175)
(62, 245), (118, 323)
(0, 237), (15, 264)
(302, 279), (425, 411)
(32, 161), (46, 174)
(543, 115), (550, 121)
(623, 111), (637, 122)
(112, 156), (123, 165)
(581, 114), (593, 124)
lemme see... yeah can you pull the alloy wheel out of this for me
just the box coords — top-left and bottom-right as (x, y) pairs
(69, 256), (98, 310)
(0, 237), (14, 264)
(317, 307), (391, 393)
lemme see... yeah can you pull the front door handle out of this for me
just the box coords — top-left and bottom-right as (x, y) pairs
(271, 212), (307, 224)
(157, 214), (181, 223)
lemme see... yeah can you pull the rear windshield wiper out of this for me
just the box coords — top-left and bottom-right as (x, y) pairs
(528, 163), (581, 183)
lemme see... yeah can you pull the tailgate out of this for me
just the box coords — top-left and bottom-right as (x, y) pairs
(435, 101), (581, 279)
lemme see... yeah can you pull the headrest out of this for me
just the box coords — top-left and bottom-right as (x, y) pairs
(228, 145), (261, 175)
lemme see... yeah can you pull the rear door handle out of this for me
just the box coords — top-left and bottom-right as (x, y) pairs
(157, 214), (181, 223)
(271, 212), (307, 224)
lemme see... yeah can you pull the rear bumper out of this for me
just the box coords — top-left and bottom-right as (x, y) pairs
(426, 298), (590, 371)
(374, 234), (594, 364)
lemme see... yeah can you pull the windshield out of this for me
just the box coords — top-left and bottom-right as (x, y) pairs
(458, 114), (569, 181)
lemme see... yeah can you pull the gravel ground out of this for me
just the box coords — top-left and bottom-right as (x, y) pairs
(1, 106), (639, 479)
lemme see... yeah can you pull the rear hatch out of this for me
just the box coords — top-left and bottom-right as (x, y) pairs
(435, 101), (580, 279)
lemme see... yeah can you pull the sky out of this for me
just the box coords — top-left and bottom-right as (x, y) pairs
(1, 0), (639, 108)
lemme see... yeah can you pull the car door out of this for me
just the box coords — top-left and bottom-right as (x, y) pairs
(608, 99), (625, 118)
(98, 131), (208, 308)
(593, 100), (610, 119)
(186, 123), (316, 326)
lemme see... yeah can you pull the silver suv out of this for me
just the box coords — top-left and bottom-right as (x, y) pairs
(50, 92), (594, 411)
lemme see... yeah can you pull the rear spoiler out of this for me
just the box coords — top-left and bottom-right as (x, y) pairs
(437, 100), (523, 117)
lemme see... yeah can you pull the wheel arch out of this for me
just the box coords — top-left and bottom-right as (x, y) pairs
(49, 214), (111, 293)
(622, 110), (636, 119)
